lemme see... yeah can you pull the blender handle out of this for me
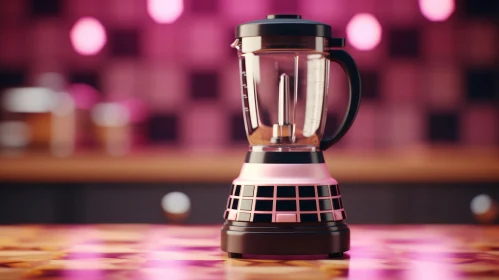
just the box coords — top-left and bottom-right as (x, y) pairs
(320, 50), (361, 151)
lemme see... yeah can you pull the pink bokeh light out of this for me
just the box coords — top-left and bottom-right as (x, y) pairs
(346, 13), (382, 51)
(70, 17), (106, 55)
(147, 0), (184, 24)
(419, 0), (455, 21)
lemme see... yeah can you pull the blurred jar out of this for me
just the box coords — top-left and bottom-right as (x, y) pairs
(68, 84), (101, 150)
(91, 102), (131, 156)
(0, 73), (82, 157)
(0, 86), (75, 156)
(38, 72), (76, 157)
(91, 98), (149, 156)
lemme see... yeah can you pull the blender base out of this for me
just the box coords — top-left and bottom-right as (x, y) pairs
(221, 220), (349, 259)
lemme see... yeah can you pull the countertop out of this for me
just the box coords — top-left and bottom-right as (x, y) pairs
(1, 147), (499, 183)
(0, 224), (498, 279)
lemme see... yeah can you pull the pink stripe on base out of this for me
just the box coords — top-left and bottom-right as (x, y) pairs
(233, 163), (338, 186)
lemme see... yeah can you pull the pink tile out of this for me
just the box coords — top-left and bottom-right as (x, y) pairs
(228, 210), (237, 220)
(220, 61), (243, 109)
(184, 18), (227, 68)
(67, 0), (107, 18)
(141, 63), (188, 112)
(0, 27), (27, 65)
(382, 63), (421, 105)
(0, 0), (24, 20)
(143, 24), (182, 62)
(381, 106), (423, 148)
(375, 0), (420, 25)
(422, 23), (457, 62)
(342, 104), (379, 149)
(423, 65), (463, 110)
(462, 107), (498, 146)
(221, 0), (269, 23)
(459, 23), (497, 66)
(107, 0), (144, 24)
(276, 213), (297, 223)
(102, 62), (139, 100)
(300, 0), (350, 25)
(31, 20), (64, 59)
(345, 39), (387, 69)
(180, 104), (229, 150)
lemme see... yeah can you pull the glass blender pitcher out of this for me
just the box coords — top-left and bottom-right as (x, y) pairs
(221, 15), (361, 259)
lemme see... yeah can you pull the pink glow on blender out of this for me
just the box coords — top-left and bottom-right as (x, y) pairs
(419, 0), (455, 21)
(147, 0), (184, 24)
(346, 13), (382, 51)
(70, 17), (106, 55)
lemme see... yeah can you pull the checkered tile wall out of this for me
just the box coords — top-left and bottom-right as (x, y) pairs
(0, 0), (498, 151)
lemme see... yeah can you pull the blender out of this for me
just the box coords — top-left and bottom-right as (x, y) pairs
(221, 15), (361, 258)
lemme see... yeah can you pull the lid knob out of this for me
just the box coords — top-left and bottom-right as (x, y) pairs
(267, 14), (302, 19)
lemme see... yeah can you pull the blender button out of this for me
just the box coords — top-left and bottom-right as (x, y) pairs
(253, 214), (272, 222)
(237, 212), (251, 222)
(242, 185), (255, 197)
(300, 214), (319, 222)
(234, 185), (241, 196)
(299, 200), (317, 211)
(240, 199), (253, 211)
(276, 200), (297, 211)
(299, 186), (316, 197)
(231, 199), (239, 210)
(332, 198), (341, 209)
(255, 200), (273, 211)
(330, 185), (338, 196)
(319, 199), (332, 210)
(256, 186), (274, 197)
(277, 186), (296, 198)
(317, 185), (329, 197)
(320, 213), (334, 221)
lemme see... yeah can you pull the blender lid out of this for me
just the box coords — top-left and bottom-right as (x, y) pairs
(236, 14), (332, 38)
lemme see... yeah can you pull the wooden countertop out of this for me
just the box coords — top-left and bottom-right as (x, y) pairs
(0, 224), (498, 279)
(0, 147), (498, 183)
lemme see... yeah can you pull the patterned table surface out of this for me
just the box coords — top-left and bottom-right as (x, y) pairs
(0, 224), (498, 280)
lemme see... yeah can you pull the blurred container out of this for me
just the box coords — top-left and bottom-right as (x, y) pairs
(91, 102), (132, 156)
(68, 84), (101, 150)
(90, 98), (149, 156)
(0, 87), (76, 157)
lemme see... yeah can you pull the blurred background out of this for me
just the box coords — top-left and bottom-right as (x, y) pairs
(0, 0), (498, 225)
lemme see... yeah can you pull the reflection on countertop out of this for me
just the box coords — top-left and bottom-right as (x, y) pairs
(0, 224), (498, 279)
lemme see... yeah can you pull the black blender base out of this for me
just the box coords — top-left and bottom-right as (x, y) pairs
(227, 252), (343, 259)
(221, 221), (350, 259)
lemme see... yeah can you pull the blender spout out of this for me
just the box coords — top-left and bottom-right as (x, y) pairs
(230, 39), (240, 50)
(278, 73), (290, 126)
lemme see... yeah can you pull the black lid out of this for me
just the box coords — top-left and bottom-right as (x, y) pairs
(236, 14), (332, 38)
